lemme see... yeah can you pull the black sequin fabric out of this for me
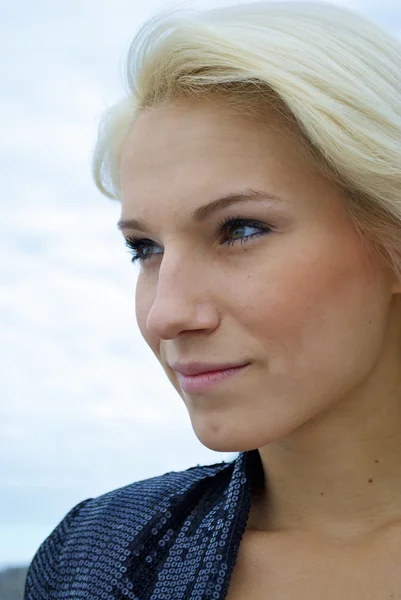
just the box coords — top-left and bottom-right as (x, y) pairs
(24, 449), (264, 599)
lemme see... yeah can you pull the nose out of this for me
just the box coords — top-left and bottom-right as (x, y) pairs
(145, 252), (220, 340)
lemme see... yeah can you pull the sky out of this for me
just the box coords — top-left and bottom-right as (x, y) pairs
(1, 0), (400, 569)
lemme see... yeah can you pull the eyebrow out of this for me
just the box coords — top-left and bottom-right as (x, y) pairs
(116, 188), (282, 232)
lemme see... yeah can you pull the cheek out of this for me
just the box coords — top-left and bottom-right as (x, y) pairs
(239, 234), (385, 370)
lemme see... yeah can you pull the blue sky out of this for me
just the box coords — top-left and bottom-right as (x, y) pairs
(1, 0), (400, 568)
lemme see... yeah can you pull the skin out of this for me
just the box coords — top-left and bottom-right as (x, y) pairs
(118, 95), (401, 543)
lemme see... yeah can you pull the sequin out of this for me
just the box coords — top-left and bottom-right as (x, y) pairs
(24, 449), (264, 599)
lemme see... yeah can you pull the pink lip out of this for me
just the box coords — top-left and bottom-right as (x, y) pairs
(177, 364), (249, 394)
(170, 361), (249, 376)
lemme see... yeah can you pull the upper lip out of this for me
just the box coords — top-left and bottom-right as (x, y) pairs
(169, 361), (250, 376)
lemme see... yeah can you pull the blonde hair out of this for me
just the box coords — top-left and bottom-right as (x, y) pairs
(92, 1), (401, 279)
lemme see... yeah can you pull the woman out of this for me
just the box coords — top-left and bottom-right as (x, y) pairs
(24, 1), (401, 598)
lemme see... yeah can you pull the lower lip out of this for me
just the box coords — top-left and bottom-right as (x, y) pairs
(177, 364), (249, 394)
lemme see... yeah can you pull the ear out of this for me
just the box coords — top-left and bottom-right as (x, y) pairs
(385, 260), (401, 295)
(390, 284), (401, 298)
(390, 268), (401, 294)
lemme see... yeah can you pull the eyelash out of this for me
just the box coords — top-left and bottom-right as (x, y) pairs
(124, 214), (273, 264)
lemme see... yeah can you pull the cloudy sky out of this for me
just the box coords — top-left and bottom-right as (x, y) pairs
(2, 0), (400, 568)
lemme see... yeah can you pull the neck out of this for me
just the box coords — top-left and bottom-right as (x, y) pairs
(250, 371), (401, 542)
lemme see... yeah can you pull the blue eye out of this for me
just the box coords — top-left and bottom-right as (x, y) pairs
(125, 236), (160, 263)
(124, 236), (161, 264)
(217, 215), (272, 248)
(124, 215), (273, 264)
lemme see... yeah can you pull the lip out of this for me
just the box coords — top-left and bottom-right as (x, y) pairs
(174, 363), (250, 394)
(170, 361), (250, 376)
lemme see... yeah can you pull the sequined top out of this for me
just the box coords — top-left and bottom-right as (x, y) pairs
(24, 449), (265, 599)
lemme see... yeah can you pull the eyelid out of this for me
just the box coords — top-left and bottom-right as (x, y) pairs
(217, 213), (273, 230)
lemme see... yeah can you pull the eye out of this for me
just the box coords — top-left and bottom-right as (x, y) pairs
(124, 236), (161, 264)
(124, 215), (273, 265)
(217, 215), (273, 248)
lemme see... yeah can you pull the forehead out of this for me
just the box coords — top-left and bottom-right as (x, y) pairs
(119, 97), (308, 198)
(121, 99), (263, 167)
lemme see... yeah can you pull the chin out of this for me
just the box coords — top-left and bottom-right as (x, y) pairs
(191, 422), (271, 454)
(198, 438), (250, 453)
(190, 409), (310, 453)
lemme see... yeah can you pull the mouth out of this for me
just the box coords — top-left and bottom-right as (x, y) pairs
(176, 363), (250, 394)
(170, 360), (250, 376)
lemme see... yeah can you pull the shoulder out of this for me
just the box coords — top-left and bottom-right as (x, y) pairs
(24, 458), (234, 598)
(75, 458), (233, 529)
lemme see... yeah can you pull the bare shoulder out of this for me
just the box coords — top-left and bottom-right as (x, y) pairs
(226, 524), (401, 600)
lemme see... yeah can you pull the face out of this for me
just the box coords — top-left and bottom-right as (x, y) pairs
(118, 95), (398, 453)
